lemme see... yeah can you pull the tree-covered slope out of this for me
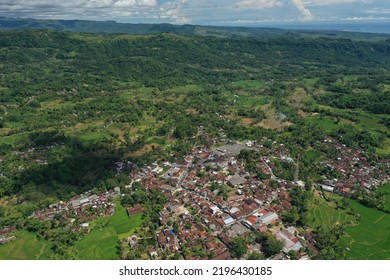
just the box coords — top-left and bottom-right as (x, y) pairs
(1, 29), (390, 96)
(1, 17), (390, 42)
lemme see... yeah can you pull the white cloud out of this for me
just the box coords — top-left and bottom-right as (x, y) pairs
(237, 0), (282, 9)
(303, 0), (372, 5)
(292, 0), (314, 20)
(345, 15), (390, 20)
(0, 0), (388, 25)
(113, 0), (157, 8)
(366, 8), (390, 14)
(158, 0), (191, 24)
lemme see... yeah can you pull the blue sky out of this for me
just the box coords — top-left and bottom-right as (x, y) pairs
(1, 0), (390, 26)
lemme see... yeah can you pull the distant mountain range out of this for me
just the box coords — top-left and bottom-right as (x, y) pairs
(1, 17), (390, 42)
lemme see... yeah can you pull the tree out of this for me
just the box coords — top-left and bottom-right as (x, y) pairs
(282, 206), (300, 224)
(262, 233), (283, 257)
(248, 252), (265, 260)
(314, 225), (345, 260)
(25, 218), (42, 232)
(287, 250), (298, 260)
(230, 237), (248, 258)
(0, 206), (5, 218)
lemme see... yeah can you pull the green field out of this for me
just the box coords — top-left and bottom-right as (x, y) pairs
(376, 139), (390, 157)
(4, 122), (26, 128)
(378, 182), (390, 212)
(339, 199), (390, 260)
(146, 137), (165, 145)
(306, 115), (339, 132)
(73, 226), (119, 260)
(73, 200), (144, 259)
(111, 201), (144, 239)
(304, 150), (323, 162)
(0, 135), (18, 145)
(225, 91), (271, 108)
(308, 197), (355, 229)
(231, 80), (265, 91)
(76, 131), (111, 142)
(0, 231), (51, 260)
(0, 200), (144, 260)
(163, 84), (203, 94)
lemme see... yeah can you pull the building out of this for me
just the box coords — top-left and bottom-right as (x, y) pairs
(127, 204), (144, 216)
(228, 174), (247, 187)
(258, 212), (278, 224)
(275, 228), (303, 253)
(321, 185), (334, 192)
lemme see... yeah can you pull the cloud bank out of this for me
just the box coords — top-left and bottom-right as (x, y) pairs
(0, 0), (388, 24)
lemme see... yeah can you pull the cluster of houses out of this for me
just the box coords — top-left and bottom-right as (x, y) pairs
(128, 141), (314, 259)
(0, 226), (17, 245)
(319, 139), (390, 195)
(3, 135), (388, 260)
(128, 137), (389, 259)
(29, 189), (119, 231)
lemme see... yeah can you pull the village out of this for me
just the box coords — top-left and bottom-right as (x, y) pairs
(2, 137), (388, 260)
(125, 138), (387, 260)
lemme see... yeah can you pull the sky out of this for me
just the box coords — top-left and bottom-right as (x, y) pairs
(1, 0), (390, 26)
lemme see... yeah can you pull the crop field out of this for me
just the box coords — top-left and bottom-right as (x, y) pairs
(230, 80), (265, 92)
(0, 135), (19, 145)
(376, 139), (390, 157)
(307, 197), (355, 229)
(339, 199), (390, 260)
(0, 231), (51, 260)
(73, 199), (144, 259)
(378, 182), (390, 213)
(304, 150), (323, 162)
(305, 115), (339, 132)
(76, 131), (112, 142)
(74, 226), (119, 260)
(147, 137), (165, 145)
(0, 200), (144, 260)
(110, 201), (144, 238)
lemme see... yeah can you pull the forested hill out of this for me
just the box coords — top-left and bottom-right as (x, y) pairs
(1, 17), (390, 42)
(1, 29), (390, 201)
(1, 29), (390, 93)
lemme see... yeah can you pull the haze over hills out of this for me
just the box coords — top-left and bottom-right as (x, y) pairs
(1, 17), (390, 42)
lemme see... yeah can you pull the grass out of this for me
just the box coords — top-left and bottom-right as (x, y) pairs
(162, 84), (203, 94)
(339, 199), (390, 260)
(4, 121), (25, 128)
(136, 87), (158, 95)
(73, 227), (119, 260)
(240, 94), (270, 107)
(110, 200), (144, 238)
(0, 133), (25, 145)
(76, 130), (111, 142)
(0, 231), (51, 260)
(306, 115), (339, 132)
(376, 139), (390, 157)
(0, 135), (18, 145)
(314, 104), (390, 156)
(73, 199), (144, 259)
(378, 182), (390, 212)
(40, 99), (75, 110)
(146, 137), (165, 145)
(117, 214), (144, 240)
(230, 80), (265, 91)
(304, 150), (323, 162)
(107, 123), (134, 142)
(317, 105), (388, 133)
(307, 197), (355, 229)
(303, 78), (318, 87)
